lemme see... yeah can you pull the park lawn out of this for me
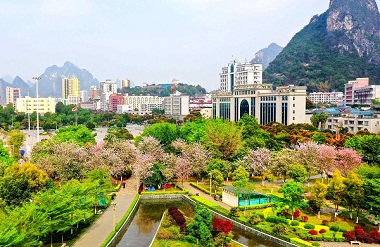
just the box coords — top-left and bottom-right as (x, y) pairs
(194, 182), (222, 195)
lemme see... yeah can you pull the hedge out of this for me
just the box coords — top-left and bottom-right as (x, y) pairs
(189, 182), (222, 197)
(290, 238), (313, 247)
(141, 190), (188, 195)
(100, 194), (140, 247)
(189, 195), (229, 216)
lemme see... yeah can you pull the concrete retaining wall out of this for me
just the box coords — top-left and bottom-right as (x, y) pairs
(140, 194), (183, 200)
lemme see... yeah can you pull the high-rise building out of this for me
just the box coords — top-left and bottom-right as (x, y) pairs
(6, 87), (21, 106)
(121, 78), (130, 88)
(344, 78), (369, 105)
(62, 77), (80, 100)
(80, 90), (89, 102)
(212, 60), (306, 125)
(90, 86), (99, 99)
(109, 94), (125, 111)
(220, 60), (262, 93)
(308, 92), (344, 105)
(164, 91), (190, 120)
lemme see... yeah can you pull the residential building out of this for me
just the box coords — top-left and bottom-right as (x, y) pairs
(323, 106), (380, 134)
(213, 61), (306, 124)
(117, 104), (133, 114)
(163, 91), (190, 120)
(353, 85), (380, 105)
(6, 87), (21, 106)
(99, 80), (117, 111)
(16, 96), (55, 114)
(200, 108), (212, 119)
(121, 78), (130, 88)
(124, 95), (164, 113)
(109, 94), (125, 111)
(62, 77), (80, 99)
(344, 78), (369, 105)
(308, 92), (344, 105)
(90, 86), (99, 99)
(80, 90), (89, 102)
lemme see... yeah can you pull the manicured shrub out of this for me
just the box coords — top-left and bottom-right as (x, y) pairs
(312, 242), (320, 246)
(330, 225), (339, 231)
(174, 215), (186, 225)
(322, 220), (329, 226)
(291, 220), (300, 226)
(293, 210), (301, 219)
(322, 233), (335, 241)
(249, 213), (264, 225)
(157, 228), (174, 240)
(304, 223), (315, 230)
(266, 215), (289, 224)
(273, 223), (288, 235)
(302, 216), (308, 222)
(180, 223), (187, 232)
(309, 230), (318, 235)
(319, 229), (326, 234)
(343, 230), (356, 242)
(184, 235), (198, 244)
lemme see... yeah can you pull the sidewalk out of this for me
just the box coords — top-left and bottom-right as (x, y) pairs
(72, 177), (137, 247)
(182, 181), (231, 210)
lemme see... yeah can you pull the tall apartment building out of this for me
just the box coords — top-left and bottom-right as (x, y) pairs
(6, 87), (21, 106)
(307, 92), (344, 105)
(62, 77), (80, 100)
(164, 91), (190, 120)
(90, 86), (99, 99)
(220, 60), (262, 93)
(212, 61), (307, 124)
(99, 80), (117, 111)
(80, 90), (89, 102)
(344, 78), (369, 105)
(109, 94), (125, 111)
(121, 78), (130, 88)
(16, 96), (56, 114)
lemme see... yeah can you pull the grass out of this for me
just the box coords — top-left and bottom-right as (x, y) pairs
(190, 182), (222, 196)
(189, 195), (230, 216)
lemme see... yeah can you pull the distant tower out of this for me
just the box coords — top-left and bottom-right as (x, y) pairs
(121, 78), (130, 88)
(62, 77), (80, 99)
(6, 87), (21, 106)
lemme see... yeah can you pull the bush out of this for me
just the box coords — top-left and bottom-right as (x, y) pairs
(304, 223), (315, 230)
(319, 229), (326, 234)
(312, 243), (320, 246)
(180, 223), (187, 232)
(273, 223), (288, 235)
(322, 220), (329, 226)
(184, 235), (198, 244)
(322, 232), (335, 241)
(330, 225), (339, 231)
(249, 212), (264, 225)
(291, 220), (300, 226)
(302, 216), (308, 222)
(266, 215), (289, 225)
(293, 210), (301, 219)
(335, 232), (345, 242)
(156, 228), (174, 240)
(309, 230), (318, 235)
(290, 237), (313, 247)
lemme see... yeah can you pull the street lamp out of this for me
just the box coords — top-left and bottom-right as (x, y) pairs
(209, 172), (212, 196)
(32, 76), (41, 142)
(111, 202), (117, 231)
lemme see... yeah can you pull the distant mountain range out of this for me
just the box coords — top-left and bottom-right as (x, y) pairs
(251, 43), (283, 70)
(264, 0), (380, 92)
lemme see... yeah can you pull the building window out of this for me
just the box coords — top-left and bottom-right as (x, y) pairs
(364, 121), (369, 126)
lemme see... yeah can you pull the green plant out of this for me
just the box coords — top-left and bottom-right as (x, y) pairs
(291, 220), (300, 226)
(304, 223), (315, 230)
(290, 237), (313, 247)
(311, 243), (320, 246)
(329, 225), (339, 231)
(273, 223), (288, 235)
(265, 215), (289, 225)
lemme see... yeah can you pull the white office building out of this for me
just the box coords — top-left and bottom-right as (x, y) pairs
(308, 92), (344, 105)
(164, 91), (190, 120)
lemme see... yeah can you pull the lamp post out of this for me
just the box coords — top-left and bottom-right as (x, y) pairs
(27, 89), (30, 134)
(209, 172), (212, 196)
(111, 202), (117, 231)
(32, 76), (41, 142)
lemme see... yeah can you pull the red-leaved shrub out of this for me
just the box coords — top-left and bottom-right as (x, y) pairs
(293, 210), (301, 219)
(343, 231), (356, 242)
(322, 220), (329, 226)
(302, 216), (308, 222)
(212, 217), (233, 234)
(180, 223), (186, 232)
(309, 230), (318, 235)
(319, 229), (326, 234)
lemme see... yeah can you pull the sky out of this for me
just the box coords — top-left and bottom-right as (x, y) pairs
(0, 0), (377, 91)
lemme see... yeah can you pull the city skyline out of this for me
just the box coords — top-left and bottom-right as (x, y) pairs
(2, 0), (379, 91)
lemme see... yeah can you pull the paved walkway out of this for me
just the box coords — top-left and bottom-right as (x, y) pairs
(182, 181), (231, 210)
(72, 177), (137, 247)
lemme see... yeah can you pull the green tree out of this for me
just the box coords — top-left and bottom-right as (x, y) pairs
(279, 181), (306, 218)
(211, 169), (224, 192)
(0, 142), (15, 176)
(146, 163), (165, 187)
(271, 148), (297, 182)
(327, 170), (346, 214)
(136, 122), (179, 151)
(310, 180), (327, 217)
(207, 159), (228, 179)
(310, 112), (328, 129)
(345, 135), (380, 165)
(104, 127), (134, 144)
(0, 162), (49, 206)
(364, 178), (380, 215)
(232, 166), (250, 194)
(289, 164), (308, 183)
(53, 125), (96, 146)
(203, 118), (243, 160)
(187, 204), (213, 246)
(7, 130), (26, 159)
(344, 172), (365, 223)
(179, 118), (206, 143)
